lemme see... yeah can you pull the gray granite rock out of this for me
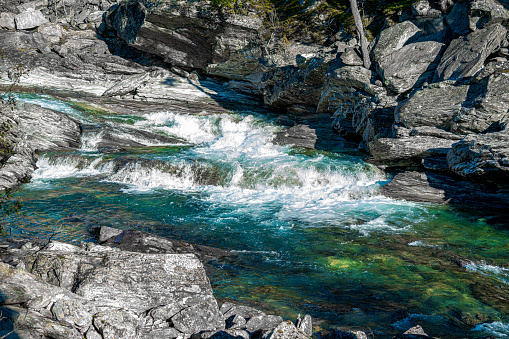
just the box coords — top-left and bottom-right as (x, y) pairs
(435, 23), (507, 81)
(377, 40), (446, 93)
(14, 8), (47, 30)
(340, 48), (363, 66)
(102, 72), (151, 97)
(245, 315), (284, 333)
(268, 321), (309, 339)
(273, 125), (318, 149)
(371, 21), (422, 63)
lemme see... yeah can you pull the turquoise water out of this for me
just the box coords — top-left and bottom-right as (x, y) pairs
(2, 94), (509, 338)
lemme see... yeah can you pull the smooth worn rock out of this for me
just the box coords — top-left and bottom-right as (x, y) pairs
(435, 23), (507, 81)
(377, 40), (446, 93)
(447, 131), (509, 187)
(14, 8), (47, 30)
(371, 21), (422, 63)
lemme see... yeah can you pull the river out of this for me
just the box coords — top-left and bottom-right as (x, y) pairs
(2, 90), (509, 338)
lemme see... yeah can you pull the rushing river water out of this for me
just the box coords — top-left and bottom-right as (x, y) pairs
(2, 92), (509, 338)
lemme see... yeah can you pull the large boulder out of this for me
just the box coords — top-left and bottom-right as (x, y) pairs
(102, 0), (263, 71)
(0, 12), (15, 29)
(371, 21), (422, 63)
(376, 40), (446, 93)
(447, 130), (509, 187)
(434, 22), (507, 81)
(14, 8), (47, 30)
(445, 2), (470, 36)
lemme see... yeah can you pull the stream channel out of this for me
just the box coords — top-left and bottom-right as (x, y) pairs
(2, 85), (509, 338)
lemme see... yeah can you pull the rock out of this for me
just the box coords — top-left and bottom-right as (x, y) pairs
(404, 325), (428, 335)
(296, 314), (312, 337)
(395, 82), (469, 130)
(92, 309), (141, 339)
(412, 17), (445, 35)
(171, 302), (225, 334)
(412, 0), (431, 16)
(245, 315), (284, 333)
(225, 314), (247, 330)
(102, 72), (151, 96)
(273, 125), (318, 149)
(445, 2), (470, 36)
(37, 22), (65, 44)
(14, 8), (48, 30)
(371, 21), (422, 63)
(469, 0), (509, 30)
(435, 23), (507, 81)
(450, 72), (509, 134)
(447, 131), (509, 187)
(322, 328), (368, 339)
(380, 171), (448, 204)
(94, 227), (230, 262)
(193, 329), (250, 339)
(268, 321), (309, 339)
(376, 40), (446, 93)
(222, 304), (265, 321)
(0, 12), (15, 30)
(102, 0), (263, 71)
(368, 135), (456, 168)
(340, 48), (363, 66)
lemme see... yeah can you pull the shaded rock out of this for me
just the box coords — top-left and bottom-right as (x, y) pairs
(450, 72), (509, 134)
(14, 8), (47, 30)
(321, 328), (368, 339)
(102, 72), (151, 97)
(371, 21), (422, 63)
(268, 321), (309, 339)
(142, 327), (182, 339)
(246, 315), (284, 333)
(447, 131), (509, 187)
(435, 23), (507, 81)
(413, 17), (445, 35)
(412, 0), (431, 16)
(469, 0), (509, 30)
(445, 2), (470, 36)
(0, 12), (14, 30)
(94, 227), (230, 262)
(273, 125), (318, 149)
(377, 40), (446, 93)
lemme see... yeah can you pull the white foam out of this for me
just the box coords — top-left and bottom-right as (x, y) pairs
(473, 321), (509, 338)
(464, 261), (509, 284)
(408, 241), (439, 248)
(32, 155), (113, 180)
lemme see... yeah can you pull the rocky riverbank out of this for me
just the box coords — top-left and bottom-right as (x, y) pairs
(0, 227), (432, 339)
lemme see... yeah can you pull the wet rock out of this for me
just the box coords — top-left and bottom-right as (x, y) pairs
(447, 130), (509, 187)
(371, 21), (422, 63)
(377, 40), (446, 93)
(0, 12), (15, 30)
(445, 2), (470, 36)
(93, 226), (230, 262)
(435, 23), (507, 81)
(14, 8), (47, 30)
(273, 125), (318, 149)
